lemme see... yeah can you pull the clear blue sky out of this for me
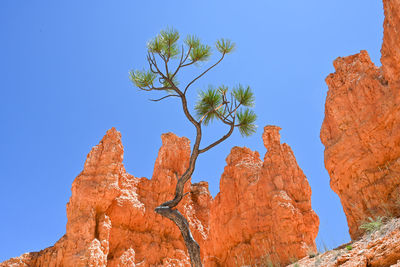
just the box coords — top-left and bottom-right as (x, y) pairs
(0, 0), (384, 262)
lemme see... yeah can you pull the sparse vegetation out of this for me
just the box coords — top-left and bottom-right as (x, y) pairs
(359, 216), (384, 234)
(317, 240), (329, 254)
(345, 245), (352, 251)
(307, 250), (318, 258)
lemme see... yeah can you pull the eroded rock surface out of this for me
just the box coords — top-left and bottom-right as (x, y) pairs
(207, 126), (319, 266)
(320, 0), (400, 240)
(1, 126), (318, 266)
(288, 217), (400, 267)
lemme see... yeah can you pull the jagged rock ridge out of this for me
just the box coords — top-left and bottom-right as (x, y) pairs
(1, 126), (318, 266)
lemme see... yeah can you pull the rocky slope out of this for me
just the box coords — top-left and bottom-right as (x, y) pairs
(288, 217), (400, 267)
(320, 0), (400, 240)
(1, 126), (318, 266)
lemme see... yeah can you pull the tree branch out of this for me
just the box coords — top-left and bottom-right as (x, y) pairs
(223, 102), (241, 122)
(184, 53), (225, 95)
(157, 89), (202, 210)
(160, 51), (170, 77)
(148, 53), (167, 79)
(199, 123), (235, 154)
(181, 61), (196, 68)
(171, 45), (192, 79)
(173, 44), (185, 76)
(215, 111), (233, 125)
(182, 46), (192, 65)
(149, 94), (180, 102)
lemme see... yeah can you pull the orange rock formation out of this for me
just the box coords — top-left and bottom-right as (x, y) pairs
(1, 126), (318, 266)
(287, 217), (400, 267)
(208, 126), (319, 266)
(320, 0), (400, 240)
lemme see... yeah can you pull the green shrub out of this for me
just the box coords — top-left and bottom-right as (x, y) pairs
(359, 216), (384, 234)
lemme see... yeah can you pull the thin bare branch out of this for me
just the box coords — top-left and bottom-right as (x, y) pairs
(136, 87), (151, 92)
(222, 99), (229, 117)
(181, 61), (196, 68)
(229, 93), (234, 112)
(180, 44), (185, 63)
(199, 103), (232, 125)
(149, 53), (163, 75)
(199, 122), (235, 154)
(223, 102), (241, 121)
(184, 53), (226, 95)
(160, 51), (170, 77)
(215, 109), (233, 125)
(149, 94), (180, 102)
(147, 56), (159, 75)
(199, 102), (223, 123)
(182, 46), (192, 65)
(147, 52), (183, 97)
(147, 52), (157, 67)
(171, 45), (192, 79)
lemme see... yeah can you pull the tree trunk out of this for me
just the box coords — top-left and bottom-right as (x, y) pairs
(155, 206), (202, 267)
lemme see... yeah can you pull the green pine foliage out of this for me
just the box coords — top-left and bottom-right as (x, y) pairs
(216, 38), (235, 54)
(184, 35), (211, 62)
(359, 216), (384, 234)
(195, 84), (257, 136)
(233, 84), (255, 107)
(190, 43), (211, 62)
(237, 108), (257, 136)
(129, 70), (156, 88)
(131, 27), (257, 137)
(147, 28), (180, 60)
(194, 88), (222, 125)
(185, 35), (201, 48)
(162, 76), (179, 88)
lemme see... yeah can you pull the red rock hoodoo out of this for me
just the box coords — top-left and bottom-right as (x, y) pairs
(1, 126), (318, 266)
(207, 126), (319, 266)
(320, 0), (400, 240)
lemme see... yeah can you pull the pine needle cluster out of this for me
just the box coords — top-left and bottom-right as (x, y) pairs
(195, 84), (256, 136)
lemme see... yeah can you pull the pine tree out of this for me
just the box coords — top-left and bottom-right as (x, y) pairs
(130, 28), (256, 267)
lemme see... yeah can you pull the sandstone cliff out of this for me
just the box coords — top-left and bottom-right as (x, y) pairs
(1, 126), (318, 266)
(320, 0), (400, 240)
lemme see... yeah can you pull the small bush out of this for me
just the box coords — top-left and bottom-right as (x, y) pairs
(345, 245), (352, 251)
(308, 251), (318, 258)
(359, 216), (384, 234)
